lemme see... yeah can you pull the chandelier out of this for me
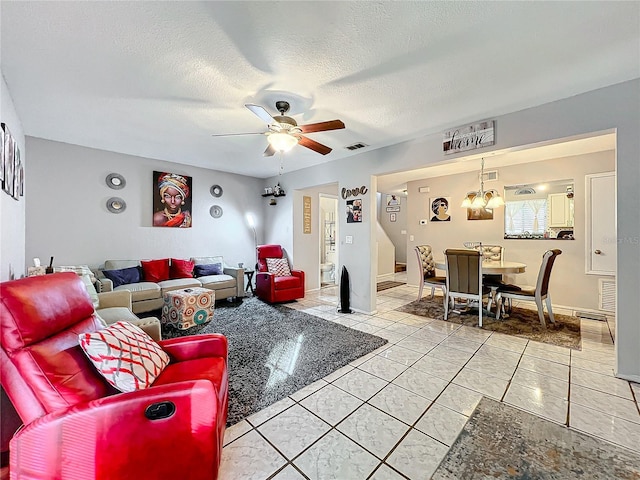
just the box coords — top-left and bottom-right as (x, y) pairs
(461, 158), (504, 209)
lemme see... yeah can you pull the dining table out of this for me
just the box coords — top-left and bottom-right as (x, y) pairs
(434, 258), (527, 319)
(434, 259), (526, 274)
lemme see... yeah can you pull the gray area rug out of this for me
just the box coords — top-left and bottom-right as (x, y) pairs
(433, 397), (640, 479)
(161, 297), (387, 426)
(396, 298), (582, 350)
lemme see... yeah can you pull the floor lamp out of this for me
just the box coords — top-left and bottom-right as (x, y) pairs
(246, 213), (258, 270)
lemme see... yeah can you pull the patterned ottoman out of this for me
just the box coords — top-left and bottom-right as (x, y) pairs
(162, 287), (215, 330)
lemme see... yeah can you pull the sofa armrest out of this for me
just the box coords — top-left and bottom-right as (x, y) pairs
(159, 334), (228, 362)
(223, 266), (244, 297)
(95, 271), (113, 293)
(97, 290), (132, 309)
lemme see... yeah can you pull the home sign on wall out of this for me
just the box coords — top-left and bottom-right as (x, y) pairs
(443, 120), (495, 155)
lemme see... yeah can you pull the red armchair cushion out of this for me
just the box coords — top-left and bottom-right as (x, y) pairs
(79, 321), (170, 393)
(141, 258), (170, 282)
(170, 258), (195, 279)
(274, 275), (302, 290)
(266, 258), (292, 276)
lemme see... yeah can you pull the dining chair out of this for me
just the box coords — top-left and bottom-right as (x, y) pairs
(496, 249), (562, 327)
(414, 245), (447, 304)
(444, 249), (492, 327)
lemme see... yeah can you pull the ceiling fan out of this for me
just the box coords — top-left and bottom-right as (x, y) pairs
(212, 101), (345, 156)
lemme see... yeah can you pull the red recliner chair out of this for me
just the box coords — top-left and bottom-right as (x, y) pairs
(255, 245), (305, 303)
(0, 272), (228, 479)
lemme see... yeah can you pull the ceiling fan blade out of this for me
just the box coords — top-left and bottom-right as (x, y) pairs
(211, 132), (264, 137)
(298, 136), (332, 155)
(245, 104), (277, 125)
(263, 144), (276, 157)
(299, 119), (345, 134)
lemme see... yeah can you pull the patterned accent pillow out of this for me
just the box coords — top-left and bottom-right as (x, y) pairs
(78, 321), (170, 393)
(266, 258), (292, 277)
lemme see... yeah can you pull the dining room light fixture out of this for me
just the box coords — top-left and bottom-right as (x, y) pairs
(267, 132), (299, 152)
(461, 157), (505, 209)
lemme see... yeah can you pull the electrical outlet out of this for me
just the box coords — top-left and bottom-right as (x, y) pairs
(345, 235), (353, 244)
(409, 235), (414, 241)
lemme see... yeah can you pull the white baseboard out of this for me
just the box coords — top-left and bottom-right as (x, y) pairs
(615, 373), (640, 384)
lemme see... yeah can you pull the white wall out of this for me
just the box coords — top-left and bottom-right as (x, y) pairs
(0, 75), (26, 281)
(376, 222), (395, 280)
(264, 79), (640, 380)
(25, 138), (264, 270)
(378, 193), (408, 263)
(292, 183), (338, 291)
(406, 151), (615, 311)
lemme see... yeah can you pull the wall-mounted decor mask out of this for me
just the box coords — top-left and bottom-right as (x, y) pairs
(106, 173), (126, 190)
(210, 184), (223, 197)
(106, 197), (126, 214)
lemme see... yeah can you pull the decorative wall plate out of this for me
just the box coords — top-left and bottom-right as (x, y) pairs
(106, 197), (126, 213)
(106, 173), (126, 190)
(210, 205), (223, 218)
(210, 184), (223, 197)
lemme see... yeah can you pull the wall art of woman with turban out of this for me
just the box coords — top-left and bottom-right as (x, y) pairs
(153, 171), (192, 227)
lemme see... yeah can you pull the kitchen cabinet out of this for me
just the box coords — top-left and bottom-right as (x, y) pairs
(548, 193), (573, 227)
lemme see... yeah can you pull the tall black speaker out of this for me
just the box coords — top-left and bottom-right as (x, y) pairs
(339, 265), (352, 313)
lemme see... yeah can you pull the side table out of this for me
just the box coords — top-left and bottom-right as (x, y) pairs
(244, 270), (255, 294)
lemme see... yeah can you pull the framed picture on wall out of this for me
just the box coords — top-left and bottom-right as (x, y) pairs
(467, 207), (493, 220)
(153, 171), (193, 227)
(430, 197), (451, 222)
(386, 194), (400, 207)
(390, 213), (397, 222)
(0, 123), (5, 184)
(346, 198), (362, 223)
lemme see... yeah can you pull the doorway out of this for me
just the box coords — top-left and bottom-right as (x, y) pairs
(319, 195), (338, 287)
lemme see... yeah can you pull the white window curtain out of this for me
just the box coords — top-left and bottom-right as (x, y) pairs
(505, 200), (547, 235)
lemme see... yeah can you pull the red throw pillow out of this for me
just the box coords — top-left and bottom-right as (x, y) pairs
(141, 258), (170, 282)
(170, 258), (194, 279)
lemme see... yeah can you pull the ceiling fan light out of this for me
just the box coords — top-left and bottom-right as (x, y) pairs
(268, 132), (298, 152)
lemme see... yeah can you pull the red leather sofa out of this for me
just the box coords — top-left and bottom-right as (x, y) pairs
(255, 244), (305, 303)
(0, 272), (228, 479)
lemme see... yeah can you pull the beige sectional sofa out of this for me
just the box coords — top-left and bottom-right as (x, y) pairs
(96, 256), (244, 314)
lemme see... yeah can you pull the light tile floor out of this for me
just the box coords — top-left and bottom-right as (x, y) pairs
(220, 273), (640, 480)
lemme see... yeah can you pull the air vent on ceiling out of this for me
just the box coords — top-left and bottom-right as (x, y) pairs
(480, 170), (498, 182)
(515, 187), (536, 195)
(345, 142), (368, 151)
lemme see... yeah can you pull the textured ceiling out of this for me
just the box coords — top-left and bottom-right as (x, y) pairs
(1, 1), (638, 178)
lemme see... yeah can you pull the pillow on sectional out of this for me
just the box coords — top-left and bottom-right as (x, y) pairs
(141, 258), (170, 283)
(102, 266), (141, 288)
(79, 321), (170, 393)
(170, 258), (195, 279)
(266, 258), (292, 277)
(81, 274), (100, 308)
(194, 263), (223, 277)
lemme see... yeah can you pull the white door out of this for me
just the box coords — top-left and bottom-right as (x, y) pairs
(586, 172), (616, 275)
